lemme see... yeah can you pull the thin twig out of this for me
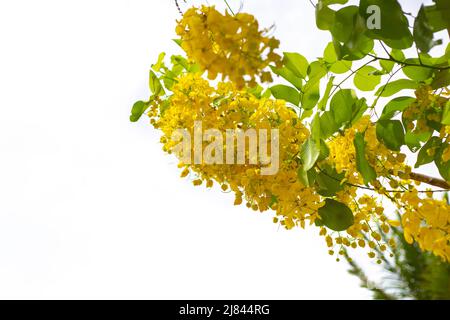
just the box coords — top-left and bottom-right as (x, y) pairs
(368, 53), (450, 71)
(224, 0), (235, 15)
(370, 67), (402, 109)
(316, 164), (449, 193)
(330, 58), (377, 96)
(175, 0), (183, 15)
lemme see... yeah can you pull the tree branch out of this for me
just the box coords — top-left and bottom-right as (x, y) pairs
(368, 53), (450, 71)
(408, 172), (450, 190)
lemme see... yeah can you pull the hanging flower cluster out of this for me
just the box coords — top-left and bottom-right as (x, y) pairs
(147, 72), (450, 262)
(176, 6), (282, 88)
(149, 73), (323, 229)
(400, 190), (450, 260)
(403, 85), (447, 134)
(327, 116), (407, 186)
(134, 5), (450, 263)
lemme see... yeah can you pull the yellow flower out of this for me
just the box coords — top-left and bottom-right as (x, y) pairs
(176, 6), (282, 88)
(146, 59), (450, 262)
(151, 73), (321, 234)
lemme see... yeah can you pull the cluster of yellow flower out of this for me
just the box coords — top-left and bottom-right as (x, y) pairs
(324, 112), (450, 261)
(400, 189), (450, 261)
(396, 88), (450, 256)
(150, 73), (323, 230)
(318, 117), (405, 261)
(176, 6), (282, 89)
(327, 116), (407, 186)
(404, 85), (448, 135)
(403, 86), (450, 165)
(148, 72), (450, 262)
(143, 5), (450, 263)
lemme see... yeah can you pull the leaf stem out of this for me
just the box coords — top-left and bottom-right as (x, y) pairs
(368, 53), (450, 71)
(330, 58), (377, 96)
(316, 164), (449, 193)
(224, 0), (235, 15)
(370, 66), (402, 109)
(175, 0), (183, 15)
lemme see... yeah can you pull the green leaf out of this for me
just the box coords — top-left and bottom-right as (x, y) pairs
(297, 166), (317, 187)
(330, 60), (352, 74)
(415, 137), (442, 168)
(380, 60), (395, 74)
(159, 99), (170, 116)
(149, 70), (163, 96)
(130, 100), (150, 122)
(354, 132), (377, 184)
(171, 55), (190, 69)
(334, 36), (374, 62)
(283, 53), (309, 79)
(354, 66), (382, 91)
(300, 108), (314, 120)
(297, 165), (309, 187)
(442, 101), (450, 125)
(318, 111), (339, 139)
(316, 164), (345, 197)
(152, 52), (166, 72)
(318, 76), (335, 111)
(308, 60), (328, 82)
(247, 85), (264, 98)
(331, 6), (358, 42)
(318, 199), (354, 231)
(301, 82), (321, 110)
(172, 39), (182, 47)
(360, 0), (413, 49)
(375, 79), (419, 97)
(435, 143), (450, 181)
(301, 137), (321, 171)
(324, 42), (337, 64)
(314, 219), (324, 227)
(376, 120), (405, 151)
(382, 37), (413, 51)
(379, 49), (404, 73)
(432, 70), (450, 90)
(330, 89), (356, 125)
(318, 140), (330, 161)
(311, 114), (322, 142)
(424, 3), (450, 32)
(261, 89), (272, 98)
(405, 131), (432, 153)
(163, 61), (183, 90)
(414, 5), (442, 53)
(331, 6), (374, 60)
(391, 49), (406, 62)
(350, 98), (368, 125)
(270, 85), (300, 106)
(379, 96), (415, 120)
(316, 1), (336, 31)
(269, 195), (278, 208)
(301, 61), (327, 110)
(403, 59), (433, 81)
(270, 66), (303, 90)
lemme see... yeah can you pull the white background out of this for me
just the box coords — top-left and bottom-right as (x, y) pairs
(0, 0), (445, 299)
